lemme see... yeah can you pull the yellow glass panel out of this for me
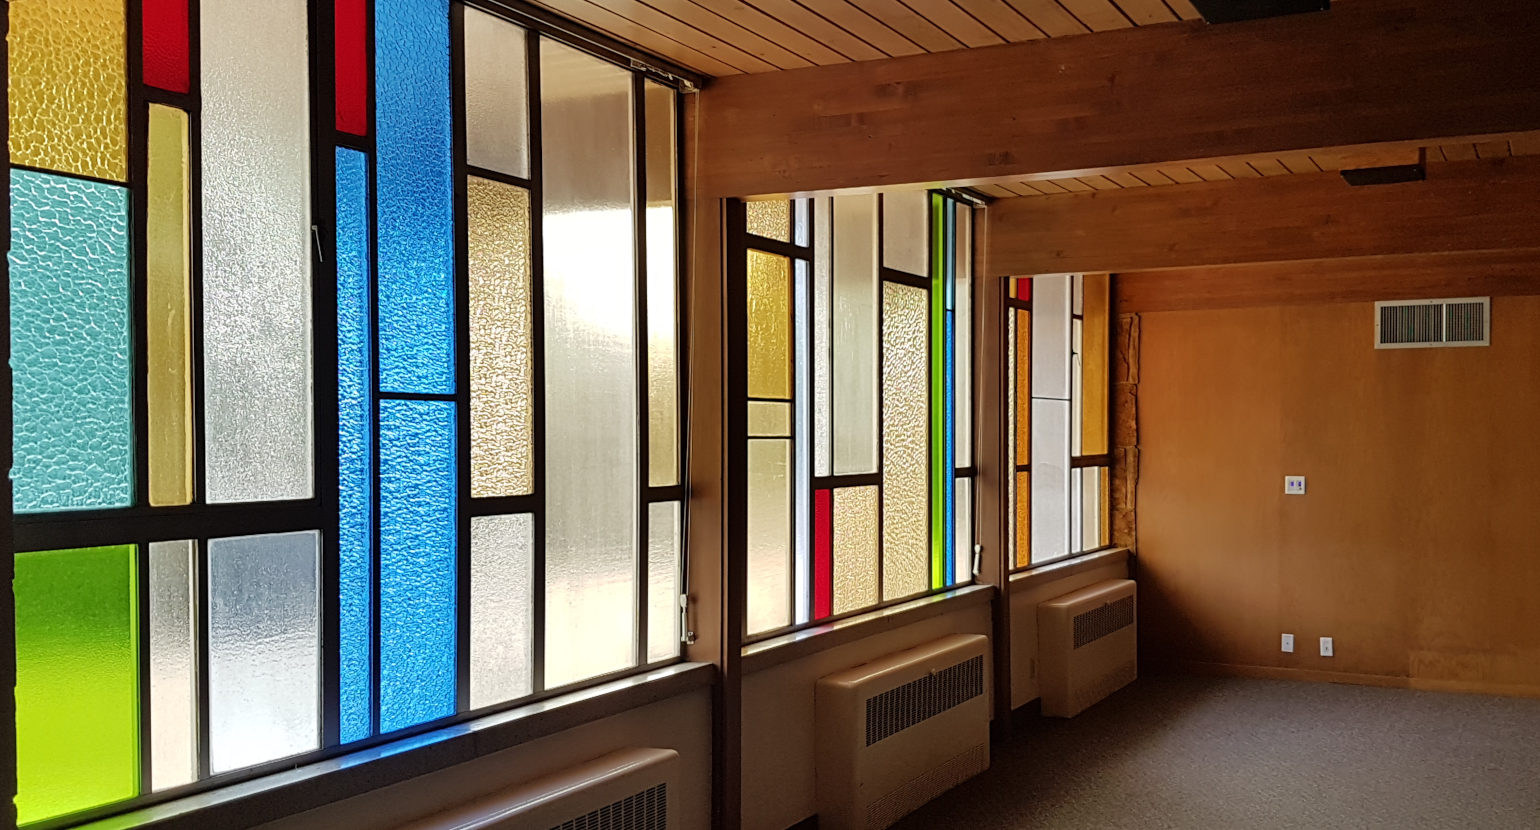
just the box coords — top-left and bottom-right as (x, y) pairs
(747, 250), (792, 400)
(1081, 273), (1110, 456)
(745, 200), (790, 242)
(468, 176), (533, 497)
(747, 400), (792, 437)
(148, 105), (193, 506)
(9, 0), (128, 180)
(881, 282), (929, 600)
(1015, 471), (1031, 569)
(832, 485), (879, 614)
(1015, 308), (1031, 467)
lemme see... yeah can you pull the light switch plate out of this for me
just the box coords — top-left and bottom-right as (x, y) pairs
(1285, 476), (1306, 495)
(1282, 633), (1295, 653)
(1320, 637), (1334, 657)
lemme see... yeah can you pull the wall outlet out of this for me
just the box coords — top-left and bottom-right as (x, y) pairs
(1284, 476), (1307, 495)
(1281, 633), (1295, 653)
(1320, 637), (1334, 657)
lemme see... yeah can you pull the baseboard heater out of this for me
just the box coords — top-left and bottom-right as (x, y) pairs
(1039, 579), (1138, 717)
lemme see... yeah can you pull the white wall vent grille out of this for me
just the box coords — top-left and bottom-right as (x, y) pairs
(548, 783), (666, 830)
(864, 655), (984, 746)
(1375, 297), (1489, 349)
(1073, 595), (1135, 649)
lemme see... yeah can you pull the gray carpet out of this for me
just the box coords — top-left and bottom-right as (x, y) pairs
(892, 674), (1540, 829)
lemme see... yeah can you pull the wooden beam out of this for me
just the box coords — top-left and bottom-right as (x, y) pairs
(695, 0), (1540, 197)
(985, 157), (1540, 276)
(1115, 250), (1540, 314)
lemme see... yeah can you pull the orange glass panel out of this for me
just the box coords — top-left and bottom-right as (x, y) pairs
(1081, 273), (1110, 456)
(1015, 308), (1031, 467)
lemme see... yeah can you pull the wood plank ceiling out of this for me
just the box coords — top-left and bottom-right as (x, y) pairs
(528, 0), (1203, 78)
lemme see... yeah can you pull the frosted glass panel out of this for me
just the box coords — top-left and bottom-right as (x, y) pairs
(646, 81), (680, 487)
(794, 260), (812, 624)
(747, 250), (792, 400)
(541, 39), (638, 688)
(9, 0), (127, 180)
(747, 439), (792, 634)
(832, 195), (879, 475)
(832, 485), (879, 614)
(149, 540), (196, 790)
(955, 204), (973, 467)
(468, 176), (533, 497)
(882, 282), (929, 599)
(464, 7), (529, 179)
(746, 200), (790, 242)
(1082, 466), (1105, 551)
(1032, 274), (1071, 400)
(881, 190), (929, 276)
(813, 198), (832, 477)
(470, 514), (533, 708)
(1031, 398), (1071, 564)
(955, 477), (974, 585)
(748, 400), (793, 437)
(648, 501), (682, 662)
(9, 170), (132, 512)
(1070, 467), (1083, 554)
(202, 0), (314, 502)
(208, 531), (320, 774)
(147, 105), (193, 506)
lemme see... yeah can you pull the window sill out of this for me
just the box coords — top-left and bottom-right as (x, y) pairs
(741, 584), (995, 675)
(1009, 547), (1131, 593)
(80, 663), (715, 830)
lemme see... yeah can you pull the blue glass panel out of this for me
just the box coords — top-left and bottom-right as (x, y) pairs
(943, 205), (957, 581)
(336, 148), (373, 743)
(378, 399), (456, 731)
(8, 170), (132, 512)
(375, 0), (455, 394)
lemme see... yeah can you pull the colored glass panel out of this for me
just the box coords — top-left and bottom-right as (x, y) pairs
(377, 0), (456, 394)
(955, 204), (973, 467)
(9, 0), (127, 180)
(746, 200), (791, 242)
(148, 104), (193, 507)
(468, 175), (533, 498)
(15, 545), (138, 825)
(881, 282), (929, 600)
(1006, 310), (1019, 567)
(1082, 273), (1111, 456)
(336, 0), (369, 135)
(831, 194), (879, 475)
(648, 501), (683, 662)
(336, 147), (373, 743)
(378, 399), (458, 730)
(144, 0), (190, 93)
(470, 513), (533, 708)
(1015, 277), (1032, 301)
(931, 194), (950, 588)
(747, 439), (792, 634)
(882, 190), (929, 276)
(1032, 274), (1071, 400)
(747, 249), (792, 400)
(812, 197), (832, 478)
(149, 540), (196, 790)
(465, 7), (530, 179)
(646, 81), (681, 488)
(813, 489), (833, 619)
(1031, 398), (1071, 564)
(202, 0), (314, 502)
(208, 532), (320, 774)
(748, 400), (793, 437)
(1015, 471), (1032, 569)
(1015, 308), (1031, 466)
(9, 169), (132, 513)
(541, 39), (639, 688)
(832, 485), (880, 614)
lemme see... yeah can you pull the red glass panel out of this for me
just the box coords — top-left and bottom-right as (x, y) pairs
(336, 0), (369, 136)
(814, 489), (833, 619)
(1015, 277), (1032, 301)
(143, 0), (190, 93)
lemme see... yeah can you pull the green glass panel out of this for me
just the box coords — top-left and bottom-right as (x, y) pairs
(15, 545), (140, 825)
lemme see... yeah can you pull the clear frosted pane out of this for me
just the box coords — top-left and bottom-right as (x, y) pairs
(1031, 398), (1071, 565)
(8, 0), (127, 180)
(15, 545), (138, 825)
(813, 197), (832, 477)
(794, 198), (811, 247)
(648, 502), (682, 662)
(464, 7), (529, 179)
(745, 200), (790, 242)
(202, 0), (314, 502)
(470, 514), (533, 709)
(149, 540), (196, 790)
(748, 400), (793, 437)
(468, 176), (533, 497)
(147, 105), (193, 506)
(376, 0), (455, 394)
(1070, 467), (1083, 555)
(955, 204), (973, 467)
(794, 259), (812, 624)
(379, 400), (457, 730)
(882, 282), (930, 599)
(832, 194), (879, 475)
(881, 190), (929, 276)
(646, 82), (680, 487)
(8, 170), (132, 512)
(1072, 317), (1084, 456)
(208, 531), (319, 774)
(1082, 466), (1104, 551)
(955, 477), (974, 585)
(541, 38), (638, 688)
(747, 250), (792, 400)
(747, 439), (792, 634)
(832, 485), (879, 614)
(1031, 274), (1071, 400)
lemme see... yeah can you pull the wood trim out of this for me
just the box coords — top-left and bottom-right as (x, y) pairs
(1151, 660), (1540, 701)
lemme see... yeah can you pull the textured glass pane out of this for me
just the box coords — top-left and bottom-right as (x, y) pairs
(208, 532), (319, 774)
(646, 82), (680, 488)
(955, 477), (974, 585)
(464, 7), (530, 178)
(1070, 467), (1083, 554)
(1082, 273), (1111, 456)
(882, 189), (929, 276)
(832, 194), (879, 475)
(1015, 471), (1032, 569)
(541, 39), (638, 688)
(882, 283), (929, 600)
(1031, 398), (1071, 564)
(648, 501), (683, 662)
(747, 250), (792, 400)
(202, 0), (314, 502)
(748, 400), (793, 437)
(379, 400), (457, 730)
(470, 514), (533, 709)
(1015, 309), (1031, 466)
(1081, 466), (1105, 552)
(336, 148), (373, 744)
(9, 169), (132, 512)
(813, 198), (832, 477)
(955, 204), (973, 467)
(1032, 274), (1071, 400)
(746, 200), (790, 242)
(1072, 317), (1083, 456)
(9, 0), (127, 180)
(148, 105), (193, 507)
(377, 0), (456, 394)
(832, 485), (880, 614)
(469, 176), (533, 497)
(144, 0), (190, 93)
(15, 545), (138, 825)
(794, 259), (812, 624)
(747, 439), (792, 634)
(149, 540), (196, 790)
(1006, 312), (1019, 567)
(794, 198), (812, 247)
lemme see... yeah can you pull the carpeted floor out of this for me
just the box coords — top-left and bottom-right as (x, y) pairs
(892, 674), (1540, 829)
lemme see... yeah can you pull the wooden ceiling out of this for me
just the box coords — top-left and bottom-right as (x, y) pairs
(528, 0), (1202, 77)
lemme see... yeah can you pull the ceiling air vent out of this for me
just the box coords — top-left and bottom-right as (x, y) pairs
(1374, 297), (1489, 349)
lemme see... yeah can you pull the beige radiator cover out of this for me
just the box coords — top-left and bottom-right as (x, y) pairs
(1038, 579), (1138, 718)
